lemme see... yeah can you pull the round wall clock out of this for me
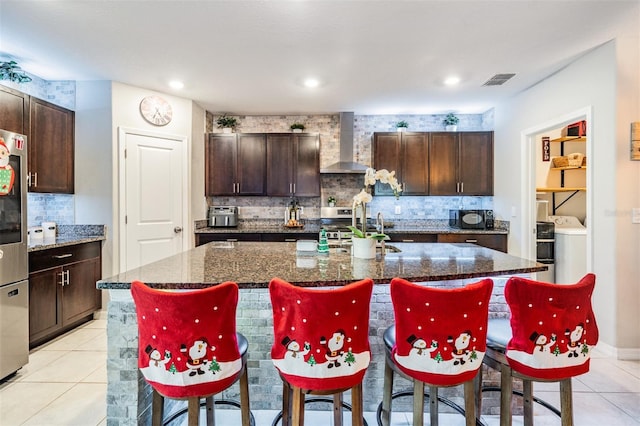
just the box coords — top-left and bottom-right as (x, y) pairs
(140, 95), (173, 126)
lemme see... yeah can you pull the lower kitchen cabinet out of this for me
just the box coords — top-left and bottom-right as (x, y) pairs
(28, 241), (102, 347)
(437, 233), (507, 253)
(195, 232), (318, 246)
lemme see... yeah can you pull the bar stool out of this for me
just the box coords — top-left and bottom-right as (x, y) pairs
(378, 277), (493, 426)
(268, 277), (374, 426)
(131, 280), (253, 426)
(481, 273), (598, 426)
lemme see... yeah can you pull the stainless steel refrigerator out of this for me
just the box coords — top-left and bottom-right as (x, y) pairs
(0, 129), (29, 380)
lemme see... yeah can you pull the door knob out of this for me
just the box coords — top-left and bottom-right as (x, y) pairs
(174, 226), (183, 233)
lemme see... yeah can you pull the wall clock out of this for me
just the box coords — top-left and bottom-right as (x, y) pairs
(139, 95), (173, 126)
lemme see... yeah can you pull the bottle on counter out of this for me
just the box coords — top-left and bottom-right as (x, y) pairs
(317, 229), (329, 254)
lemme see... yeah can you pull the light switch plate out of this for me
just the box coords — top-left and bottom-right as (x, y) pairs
(632, 208), (640, 224)
(395, 205), (402, 215)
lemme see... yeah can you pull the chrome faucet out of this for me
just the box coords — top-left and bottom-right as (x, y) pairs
(376, 211), (385, 254)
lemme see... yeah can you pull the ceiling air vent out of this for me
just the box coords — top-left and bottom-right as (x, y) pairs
(483, 73), (515, 86)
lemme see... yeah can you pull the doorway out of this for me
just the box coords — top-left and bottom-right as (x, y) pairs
(118, 127), (189, 272)
(522, 107), (593, 279)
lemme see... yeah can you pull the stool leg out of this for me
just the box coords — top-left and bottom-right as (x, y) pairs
(151, 389), (164, 426)
(429, 385), (438, 426)
(413, 380), (424, 426)
(380, 358), (394, 426)
(188, 397), (200, 426)
(282, 381), (291, 426)
(464, 379), (476, 426)
(351, 383), (364, 426)
(205, 396), (214, 426)
(560, 378), (574, 426)
(523, 379), (533, 426)
(474, 367), (483, 418)
(291, 386), (304, 426)
(500, 363), (512, 426)
(239, 366), (251, 426)
(333, 392), (343, 426)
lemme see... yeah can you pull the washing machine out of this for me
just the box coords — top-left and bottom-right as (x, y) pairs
(548, 215), (587, 284)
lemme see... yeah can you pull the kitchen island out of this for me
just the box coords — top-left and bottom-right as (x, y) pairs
(99, 241), (545, 425)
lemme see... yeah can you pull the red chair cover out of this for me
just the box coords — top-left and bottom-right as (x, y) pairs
(390, 278), (493, 386)
(505, 273), (598, 380)
(131, 281), (243, 398)
(269, 277), (373, 391)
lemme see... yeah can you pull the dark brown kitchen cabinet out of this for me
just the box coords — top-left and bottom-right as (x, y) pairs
(373, 132), (429, 195)
(205, 133), (266, 196)
(437, 233), (507, 252)
(0, 85), (29, 135)
(429, 131), (493, 196)
(29, 97), (75, 193)
(266, 133), (320, 197)
(28, 242), (102, 347)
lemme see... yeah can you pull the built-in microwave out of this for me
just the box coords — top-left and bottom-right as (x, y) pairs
(449, 209), (494, 230)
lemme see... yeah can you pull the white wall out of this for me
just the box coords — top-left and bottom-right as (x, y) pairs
(190, 102), (206, 247)
(109, 82), (200, 275)
(74, 81), (114, 291)
(494, 35), (640, 356)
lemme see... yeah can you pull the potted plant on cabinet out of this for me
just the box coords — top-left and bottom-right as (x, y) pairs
(396, 120), (409, 132)
(443, 113), (459, 131)
(290, 123), (305, 133)
(216, 114), (239, 133)
(327, 196), (336, 207)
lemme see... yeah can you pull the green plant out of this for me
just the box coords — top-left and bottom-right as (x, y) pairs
(290, 123), (305, 130)
(443, 113), (459, 126)
(396, 120), (409, 128)
(216, 114), (238, 129)
(328, 196), (336, 204)
(347, 225), (389, 241)
(0, 61), (32, 83)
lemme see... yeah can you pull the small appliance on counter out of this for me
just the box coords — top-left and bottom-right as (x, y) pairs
(42, 221), (57, 239)
(449, 209), (494, 230)
(208, 206), (238, 228)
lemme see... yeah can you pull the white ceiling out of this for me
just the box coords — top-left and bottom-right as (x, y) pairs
(1, 0), (638, 115)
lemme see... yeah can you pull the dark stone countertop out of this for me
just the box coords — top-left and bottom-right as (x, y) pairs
(97, 241), (544, 290)
(28, 225), (106, 252)
(194, 219), (509, 235)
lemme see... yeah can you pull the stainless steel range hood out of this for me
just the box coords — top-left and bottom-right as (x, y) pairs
(320, 112), (368, 174)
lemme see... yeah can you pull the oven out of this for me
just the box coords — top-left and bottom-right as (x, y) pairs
(536, 221), (555, 283)
(0, 129), (29, 380)
(320, 206), (373, 243)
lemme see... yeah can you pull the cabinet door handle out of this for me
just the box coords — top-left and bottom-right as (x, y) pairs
(65, 270), (70, 286)
(27, 172), (31, 187)
(460, 182), (464, 193)
(465, 239), (478, 243)
(226, 238), (238, 242)
(32, 172), (38, 188)
(292, 183), (296, 194)
(289, 183), (293, 193)
(53, 254), (73, 259)
(58, 271), (65, 286)
(284, 239), (296, 242)
(401, 239), (415, 242)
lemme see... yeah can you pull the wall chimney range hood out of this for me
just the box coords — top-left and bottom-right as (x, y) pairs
(320, 112), (368, 174)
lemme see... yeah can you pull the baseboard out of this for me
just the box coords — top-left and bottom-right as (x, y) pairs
(596, 341), (640, 360)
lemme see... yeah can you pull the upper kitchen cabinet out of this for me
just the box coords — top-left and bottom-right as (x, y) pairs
(373, 132), (429, 195)
(429, 131), (493, 196)
(266, 133), (320, 197)
(0, 85), (29, 135)
(205, 133), (266, 196)
(29, 97), (75, 193)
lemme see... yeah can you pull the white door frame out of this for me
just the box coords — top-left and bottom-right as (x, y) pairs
(117, 126), (190, 273)
(520, 107), (593, 270)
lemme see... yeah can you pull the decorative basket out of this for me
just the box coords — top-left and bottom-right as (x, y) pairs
(552, 156), (569, 168)
(567, 152), (585, 167)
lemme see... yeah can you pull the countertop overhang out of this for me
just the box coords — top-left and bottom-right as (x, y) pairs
(98, 241), (544, 290)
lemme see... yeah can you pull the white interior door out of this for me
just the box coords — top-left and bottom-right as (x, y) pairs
(121, 129), (187, 271)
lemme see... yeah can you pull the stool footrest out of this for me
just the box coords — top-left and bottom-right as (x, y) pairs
(272, 397), (369, 426)
(480, 386), (562, 418)
(162, 399), (256, 426)
(375, 390), (486, 426)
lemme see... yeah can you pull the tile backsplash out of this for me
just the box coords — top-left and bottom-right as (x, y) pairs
(27, 193), (75, 227)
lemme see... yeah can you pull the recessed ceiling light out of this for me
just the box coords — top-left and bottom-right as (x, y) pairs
(169, 80), (184, 90)
(303, 78), (320, 88)
(444, 76), (460, 86)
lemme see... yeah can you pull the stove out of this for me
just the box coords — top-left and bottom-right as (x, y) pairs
(320, 206), (374, 240)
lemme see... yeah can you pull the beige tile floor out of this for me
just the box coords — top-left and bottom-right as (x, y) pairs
(1, 316), (639, 425)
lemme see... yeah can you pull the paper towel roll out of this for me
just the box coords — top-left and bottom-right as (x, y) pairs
(42, 222), (57, 239)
